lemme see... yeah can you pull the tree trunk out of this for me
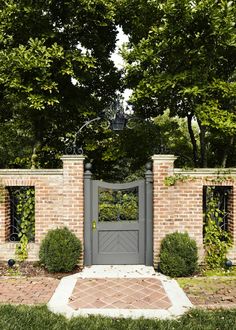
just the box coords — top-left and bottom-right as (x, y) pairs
(187, 113), (198, 167)
(221, 136), (234, 168)
(197, 119), (207, 167)
(30, 116), (44, 169)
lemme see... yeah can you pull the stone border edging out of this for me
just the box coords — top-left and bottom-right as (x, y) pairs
(47, 266), (193, 320)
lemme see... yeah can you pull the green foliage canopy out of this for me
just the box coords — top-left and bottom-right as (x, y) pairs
(0, 0), (120, 168)
(121, 0), (236, 127)
(118, 0), (236, 167)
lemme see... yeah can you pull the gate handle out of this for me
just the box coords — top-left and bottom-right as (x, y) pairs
(92, 220), (96, 231)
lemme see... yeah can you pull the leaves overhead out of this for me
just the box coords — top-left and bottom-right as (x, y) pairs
(0, 0), (120, 168)
(121, 0), (236, 126)
(117, 0), (236, 167)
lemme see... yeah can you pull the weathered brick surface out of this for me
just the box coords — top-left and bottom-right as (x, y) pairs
(0, 277), (59, 304)
(61, 156), (84, 264)
(0, 156), (84, 263)
(152, 155), (236, 267)
(0, 154), (236, 267)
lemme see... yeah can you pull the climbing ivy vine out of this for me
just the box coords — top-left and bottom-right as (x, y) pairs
(0, 184), (4, 203)
(164, 174), (195, 186)
(14, 187), (35, 261)
(203, 187), (232, 269)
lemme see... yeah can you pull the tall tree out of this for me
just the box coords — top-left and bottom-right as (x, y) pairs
(0, 0), (120, 168)
(118, 0), (236, 167)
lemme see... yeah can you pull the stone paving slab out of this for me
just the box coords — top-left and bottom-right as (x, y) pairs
(48, 265), (193, 319)
(0, 277), (59, 305)
(0, 265), (193, 319)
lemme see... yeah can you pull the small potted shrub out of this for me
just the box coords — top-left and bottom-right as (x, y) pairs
(159, 231), (198, 277)
(39, 227), (81, 272)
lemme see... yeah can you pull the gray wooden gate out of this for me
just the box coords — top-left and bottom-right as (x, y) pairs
(84, 163), (153, 266)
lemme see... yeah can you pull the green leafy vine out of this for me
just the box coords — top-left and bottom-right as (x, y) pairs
(205, 170), (234, 184)
(0, 182), (5, 203)
(164, 174), (195, 186)
(204, 187), (232, 269)
(14, 188), (35, 261)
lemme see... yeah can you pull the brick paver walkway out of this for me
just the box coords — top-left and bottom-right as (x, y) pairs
(0, 277), (59, 304)
(69, 278), (172, 310)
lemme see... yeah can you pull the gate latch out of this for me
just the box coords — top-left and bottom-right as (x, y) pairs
(92, 220), (96, 231)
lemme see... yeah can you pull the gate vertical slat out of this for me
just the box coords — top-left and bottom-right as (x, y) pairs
(145, 163), (153, 266)
(84, 163), (92, 266)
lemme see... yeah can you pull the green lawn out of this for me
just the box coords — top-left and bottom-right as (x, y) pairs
(0, 305), (236, 330)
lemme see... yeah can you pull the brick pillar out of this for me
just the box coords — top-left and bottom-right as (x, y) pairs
(4, 190), (10, 241)
(227, 188), (234, 241)
(228, 185), (236, 262)
(152, 154), (177, 268)
(61, 155), (85, 264)
(232, 186), (236, 247)
(0, 187), (10, 243)
(0, 186), (6, 243)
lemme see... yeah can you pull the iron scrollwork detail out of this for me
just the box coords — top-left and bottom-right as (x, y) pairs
(65, 116), (109, 155)
(8, 187), (35, 243)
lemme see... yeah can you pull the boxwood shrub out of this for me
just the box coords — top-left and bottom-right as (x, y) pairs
(39, 227), (81, 272)
(159, 232), (198, 277)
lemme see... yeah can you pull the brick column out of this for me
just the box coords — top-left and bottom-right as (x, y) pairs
(152, 154), (177, 267)
(228, 185), (236, 262)
(232, 186), (236, 247)
(61, 155), (85, 264)
(0, 186), (11, 243)
(228, 189), (234, 240)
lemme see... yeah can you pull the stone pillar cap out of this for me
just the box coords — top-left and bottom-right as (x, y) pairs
(61, 155), (85, 161)
(152, 154), (177, 162)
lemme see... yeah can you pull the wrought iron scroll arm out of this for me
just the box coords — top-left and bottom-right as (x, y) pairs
(73, 116), (101, 146)
(66, 115), (106, 155)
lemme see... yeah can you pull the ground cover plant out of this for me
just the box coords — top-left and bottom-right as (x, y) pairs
(1, 305), (236, 330)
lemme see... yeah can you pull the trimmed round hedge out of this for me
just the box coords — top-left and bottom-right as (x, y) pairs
(159, 232), (198, 277)
(39, 227), (81, 273)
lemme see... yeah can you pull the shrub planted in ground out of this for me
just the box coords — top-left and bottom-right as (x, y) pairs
(159, 232), (198, 277)
(39, 227), (81, 272)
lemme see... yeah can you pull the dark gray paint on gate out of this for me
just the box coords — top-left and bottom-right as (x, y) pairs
(84, 163), (153, 266)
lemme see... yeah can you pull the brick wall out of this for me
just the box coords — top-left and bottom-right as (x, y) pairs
(0, 156), (84, 262)
(1, 153), (236, 267)
(152, 155), (236, 267)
